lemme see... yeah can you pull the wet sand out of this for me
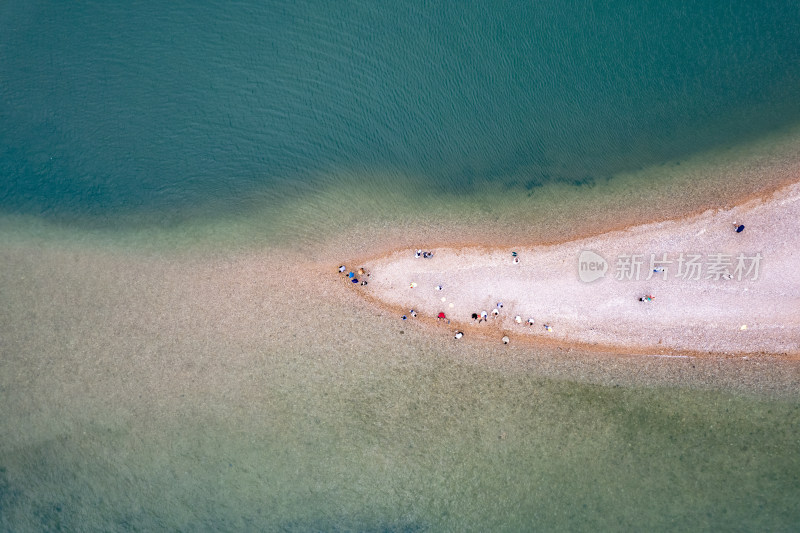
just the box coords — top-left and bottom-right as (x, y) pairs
(355, 181), (800, 357)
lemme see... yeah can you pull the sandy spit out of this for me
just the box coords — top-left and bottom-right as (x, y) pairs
(353, 181), (800, 358)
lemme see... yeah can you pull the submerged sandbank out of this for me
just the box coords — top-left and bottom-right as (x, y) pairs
(354, 181), (800, 357)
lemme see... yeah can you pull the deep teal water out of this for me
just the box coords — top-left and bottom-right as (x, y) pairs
(2, 1), (800, 222)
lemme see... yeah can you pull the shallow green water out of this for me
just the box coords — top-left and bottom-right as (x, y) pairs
(1, 245), (799, 531)
(2, 354), (799, 531)
(2, 1), (800, 531)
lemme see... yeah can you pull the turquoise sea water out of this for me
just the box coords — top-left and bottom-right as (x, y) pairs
(2, 1), (800, 224)
(2, 1), (800, 531)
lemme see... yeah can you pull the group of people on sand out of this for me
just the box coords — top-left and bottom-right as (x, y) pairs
(468, 303), (536, 328)
(454, 301), (549, 343)
(346, 248), (556, 344)
(452, 331), (508, 343)
(401, 309), (418, 320)
(338, 265), (369, 286)
(401, 308), (448, 322)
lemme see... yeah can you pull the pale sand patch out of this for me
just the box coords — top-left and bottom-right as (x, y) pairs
(356, 181), (800, 357)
